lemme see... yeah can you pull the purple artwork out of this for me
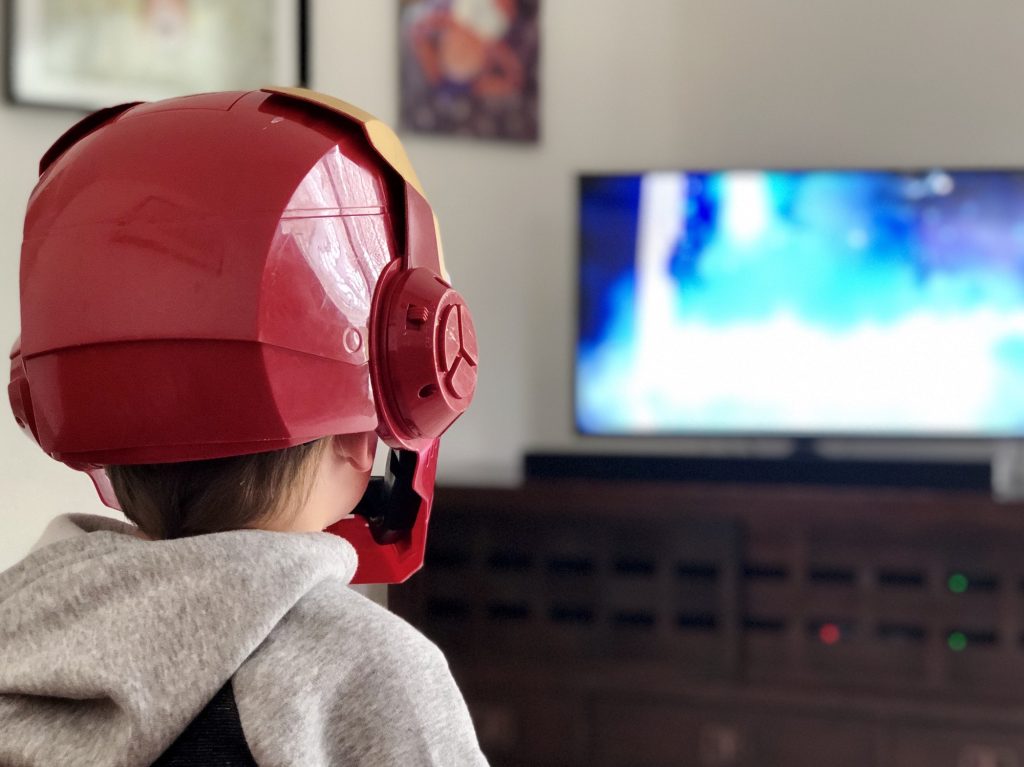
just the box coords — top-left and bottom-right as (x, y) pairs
(399, 0), (540, 142)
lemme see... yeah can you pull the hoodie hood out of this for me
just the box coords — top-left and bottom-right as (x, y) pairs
(0, 514), (358, 767)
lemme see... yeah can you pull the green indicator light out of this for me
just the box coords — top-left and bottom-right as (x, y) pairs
(948, 631), (968, 652)
(948, 573), (969, 594)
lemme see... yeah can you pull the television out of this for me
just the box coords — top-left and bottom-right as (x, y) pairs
(577, 170), (1024, 439)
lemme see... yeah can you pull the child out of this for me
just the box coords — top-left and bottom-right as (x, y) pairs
(0, 88), (487, 766)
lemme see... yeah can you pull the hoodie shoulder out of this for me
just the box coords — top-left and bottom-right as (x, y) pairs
(233, 581), (488, 767)
(0, 520), (360, 767)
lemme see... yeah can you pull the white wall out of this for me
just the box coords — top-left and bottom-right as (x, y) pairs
(3, 0), (1024, 568)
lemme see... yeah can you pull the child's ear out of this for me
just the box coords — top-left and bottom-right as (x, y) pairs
(330, 432), (377, 474)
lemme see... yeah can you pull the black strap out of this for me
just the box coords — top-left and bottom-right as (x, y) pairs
(354, 448), (421, 543)
(151, 679), (257, 767)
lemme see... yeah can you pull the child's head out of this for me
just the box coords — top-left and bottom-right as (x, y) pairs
(10, 88), (477, 582)
(107, 432), (376, 539)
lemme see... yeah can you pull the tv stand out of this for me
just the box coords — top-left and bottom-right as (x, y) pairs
(392, 479), (1024, 766)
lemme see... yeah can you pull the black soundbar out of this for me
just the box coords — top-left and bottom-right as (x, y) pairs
(524, 452), (991, 490)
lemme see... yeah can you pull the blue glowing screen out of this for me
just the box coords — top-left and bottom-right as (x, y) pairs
(577, 170), (1024, 436)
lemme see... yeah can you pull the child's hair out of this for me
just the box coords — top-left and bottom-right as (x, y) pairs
(106, 439), (329, 539)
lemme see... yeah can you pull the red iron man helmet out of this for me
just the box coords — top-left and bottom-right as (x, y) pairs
(9, 88), (478, 584)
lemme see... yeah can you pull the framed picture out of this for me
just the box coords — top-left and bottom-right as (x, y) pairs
(399, 0), (540, 142)
(4, 0), (308, 111)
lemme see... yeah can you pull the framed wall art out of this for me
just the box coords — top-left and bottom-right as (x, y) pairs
(4, 0), (308, 111)
(399, 0), (540, 142)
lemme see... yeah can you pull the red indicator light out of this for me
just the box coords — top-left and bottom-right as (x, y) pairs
(819, 623), (841, 645)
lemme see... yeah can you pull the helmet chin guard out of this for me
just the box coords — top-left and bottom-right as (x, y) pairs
(329, 440), (441, 584)
(9, 88), (477, 584)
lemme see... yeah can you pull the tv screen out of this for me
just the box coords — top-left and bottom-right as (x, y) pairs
(577, 170), (1024, 437)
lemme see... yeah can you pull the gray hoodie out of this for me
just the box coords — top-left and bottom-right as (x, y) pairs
(0, 514), (488, 766)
